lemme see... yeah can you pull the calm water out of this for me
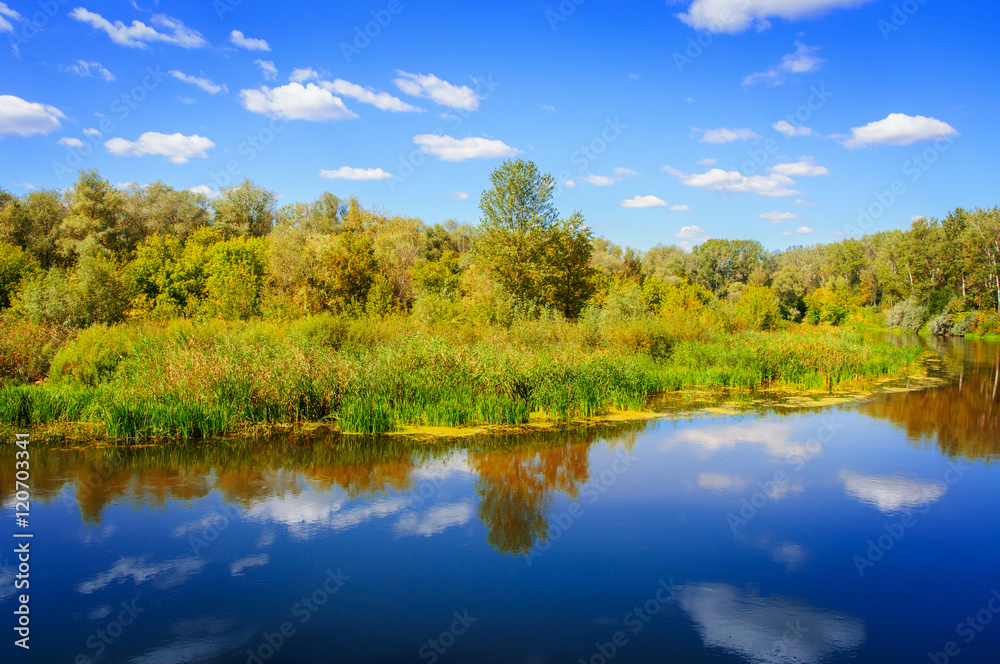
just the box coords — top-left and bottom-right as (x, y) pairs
(3, 338), (999, 664)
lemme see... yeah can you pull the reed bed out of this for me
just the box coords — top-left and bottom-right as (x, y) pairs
(0, 316), (925, 439)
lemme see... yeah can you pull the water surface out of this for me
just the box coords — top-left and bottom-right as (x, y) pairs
(3, 337), (999, 663)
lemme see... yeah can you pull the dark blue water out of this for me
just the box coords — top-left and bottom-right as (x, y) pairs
(3, 338), (999, 664)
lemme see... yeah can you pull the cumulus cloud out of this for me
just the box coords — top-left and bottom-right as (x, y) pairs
(230, 554), (269, 576)
(188, 184), (220, 198)
(393, 71), (479, 111)
(0, 2), (20, 33)
(838, 470), (946, 514)
(760, 211), (802, 224)
(621, 195), (668, 208)
(57, 137), (84, 148)
(254, 59), (278, 81)
(568, 168), (637, 188)
(62, 60), (115, 81)
(773, 120), (815, 137)
(795, 199), (817, 207)
(666, 421), (816, 463)
(678, 583), (866, 664)
(768, 156), (829, 177)
(104, 131), (214, 163)
(413, 134), (519, 162)
(663, 165), (799, 198)
(229, 29), (269, 51)
(320, 80), (422, 112)
(394, 502), (474, 537)
(318, 166), (392, 181)
(678, 0), (877, 34)
(0, 95), (64, 137)
(239, 82), (357, 122)
(170, 70), (227, 94)
(842, 113), (958, 149)
(697, 157), (717, 166)
(700, 127), (760, 143)
(69, 8), (207, 48)
(796, 226), (816, 234)
(289, 67), (319, 83)
(744, 42), (824, 86)
(674, 225), (710, 251)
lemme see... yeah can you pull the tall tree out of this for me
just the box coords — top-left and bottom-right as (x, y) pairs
(212, 178), (275, 238)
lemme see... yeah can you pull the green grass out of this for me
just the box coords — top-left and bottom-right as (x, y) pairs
(0, 316), (926, 440)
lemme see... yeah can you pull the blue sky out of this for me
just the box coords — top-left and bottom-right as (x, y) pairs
(1, 0), (998, 250)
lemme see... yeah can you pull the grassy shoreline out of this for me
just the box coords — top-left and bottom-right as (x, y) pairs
(0, 315), (928, 443)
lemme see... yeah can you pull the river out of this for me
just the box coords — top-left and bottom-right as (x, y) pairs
(2, 337), (998, 663)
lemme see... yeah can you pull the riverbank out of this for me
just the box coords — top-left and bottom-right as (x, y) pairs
(0, 316), (927, 442)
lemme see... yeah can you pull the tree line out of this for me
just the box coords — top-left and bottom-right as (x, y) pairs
(1, 160), (998, 334)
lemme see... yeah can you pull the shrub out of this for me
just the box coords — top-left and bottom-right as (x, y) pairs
(927, 314), (952, 336)
(49, 324), (141, 385)
(0, 320), (74, 383)
(0, 241), (39, 310)
(951, 313), (976, 337)
(885, 298), (927, 332)
(15, 253), (129, 328)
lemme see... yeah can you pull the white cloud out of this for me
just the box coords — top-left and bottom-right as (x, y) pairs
(63, 60), (115, 81)
(393, 71), (479, 111)
(230, 554), (269, 576)
(665, 421), (816, 463)
(697, 157), (717, 166)
(289, 67), (319, 83)
(621, 195), (668, 208)
(670, 204), (692, 211)
(69, 8), (207, 49)
(83, 127), (101, 137)
(760, 211), (802, 224)
(104, 131), (214, 163)
(796, 226), (816, 234)
(663, 165), (799, 198)
(843, 113), (958, 149)
(320, 80), (422, 112)
(0, 95), (64, 137)
(77, 556), (206, 594)
(229, 29), (269, 51)
(581, 174), (618, 186)
(542, 104), (557, 112)
(768, 156), (829, 177)
(700, 127), (760, 144)
(0, 2), (20, 33)
(319, 166), (392, 181)
(444, 192), (470, 200)
(57, 137), (84, 148)
(838, 470), (946, 514)
(795, 199), (817, 207)
(678, 0), (877, 33)
(254, 59), (278, 81)
(170, 70), (227, 94)
(413, 134), (519, 162)
(773, 120), (814, 137)
(678, 583), (866, 664)
(614, 167), (638, 177)
(745, 42), (824, 86)
(675, 225), (709, 251)
(188, 184), (220, 198)
(239, 82), (357, 122)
